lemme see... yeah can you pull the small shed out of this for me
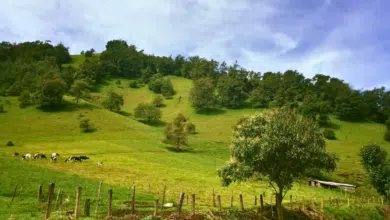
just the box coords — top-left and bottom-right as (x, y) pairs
(309, 179), (357, 191)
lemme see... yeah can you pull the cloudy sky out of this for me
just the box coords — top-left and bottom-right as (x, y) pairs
(1, 0), (389, 89)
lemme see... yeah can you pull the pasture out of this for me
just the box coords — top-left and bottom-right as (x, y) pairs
(1, 65), (389, 218)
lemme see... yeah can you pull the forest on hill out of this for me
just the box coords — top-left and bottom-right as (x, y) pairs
(1, 40), (390, 127)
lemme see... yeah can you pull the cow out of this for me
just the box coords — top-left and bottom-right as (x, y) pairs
(33, 153), (47, 159)
(97, 161), (103, 166)
(22, 153), (32, 160)
(12, 152), (19, 157)
(79, 156), (89, 160)
(51, 152), (60, 158)
(65, 156), (82, 162)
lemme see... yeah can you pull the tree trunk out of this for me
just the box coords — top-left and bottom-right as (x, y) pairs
(276, 192), (284, 220)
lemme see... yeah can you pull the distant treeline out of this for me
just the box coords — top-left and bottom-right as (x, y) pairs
(0, 40), (389, 124)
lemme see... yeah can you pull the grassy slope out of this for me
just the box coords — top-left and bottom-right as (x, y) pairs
(0, 55), (389, 217)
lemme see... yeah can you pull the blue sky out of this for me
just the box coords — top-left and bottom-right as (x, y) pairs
(0, 0), (389, 89)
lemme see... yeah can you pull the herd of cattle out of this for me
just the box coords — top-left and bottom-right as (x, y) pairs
(12, 152), (104, 165)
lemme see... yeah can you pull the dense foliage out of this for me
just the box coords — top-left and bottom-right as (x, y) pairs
(164, 113), (189, 150)
(323, 128), (336, 140)
(152, 95), (164, 108)
(360, 144), (390, 199)
(218, 108), (338, 220)
(1, 39), (389, 124)
(134, 103), (162, 121)
(102, 90), (124, 112)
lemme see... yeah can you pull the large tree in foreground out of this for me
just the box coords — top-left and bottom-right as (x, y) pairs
(218, 108), (337, 220)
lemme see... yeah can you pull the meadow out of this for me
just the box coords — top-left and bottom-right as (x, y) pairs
(0, 56), (389, 219)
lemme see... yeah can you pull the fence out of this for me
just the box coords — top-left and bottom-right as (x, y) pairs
(32, 182), (387, 219)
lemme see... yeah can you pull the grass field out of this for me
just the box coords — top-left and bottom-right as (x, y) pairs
(0, 55), (389, 218)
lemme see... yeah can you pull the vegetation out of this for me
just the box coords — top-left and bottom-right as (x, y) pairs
(102, 90), (124, 112)
(6, 141), (14, 146)
(164, 113), (189, 150)
(134, 103), (162, 122)
(152, 95), (164, 108)
(360, 143), (390, 200)
(189, 77), (216, 111)
(186, 122), (196, 134)
(323, 128), (337, 140)
(34, 78), (66, 108)
(79, 118), (94, 133)
(18, 90), (32, 108)
(218, 108), (338, 220)
(129, 80), (140, 88)
(69, 79), (90, 103)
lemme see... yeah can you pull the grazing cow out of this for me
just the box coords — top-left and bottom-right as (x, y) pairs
(51, 152), (60, 158)
(12, 152), (19, 157)
(97, 161), (103, 166)
(79, 156), (89, 160)
(22, 153), (32, 160)
(33, 153), (47, 159)
(65, 156), (82, 162)
(50, 156), (57, 162)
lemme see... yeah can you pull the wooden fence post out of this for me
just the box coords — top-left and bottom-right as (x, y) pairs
(230, 191), (233, 208)
(107, 189), (112, 217)
(44, 183), (55, 220)
(290, 195), (293, 209)
(148, 184), (150, 194)
(254, 195), (257, 206)
(38, 184), (43, 202)
(260, 195), (264, 210)
(131, 186), (136, 213)
(153, 199), (159, 217)
(94, 181), (103, 218)
(187, 195), (189, 206)
(177, 192), (185, 215)
(161, 185), (166, 210)
(212, 188), (216, 207)
(74, 187), (82, 218)
(336, 198), (339, 207)
(84, 199), (90, 216)
(191, 194), (196, 214)
(217, 195), (221, 211)
(239, 194), (244, 211)
(58, 190), (63, 208)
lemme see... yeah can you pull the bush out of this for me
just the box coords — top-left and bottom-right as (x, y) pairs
(186, 122), (196, 134)
(80, 118), (94, 133)
(18, 90), (32, 108)
(385, 118), (390, 130)
(384, 130), (390, 141)
(134, 103), (162, 121)
(152, 95), (164, 108)
(0, 104), (5, 113)
(102, 90), (124, 112)
(129, 80), (139, 88)
(6, 141), (14, 146)
(323, 128), (336, 140)
(161, 79), (175, 98)
(116, 79), (121, 85)
(318, 114), (330, 127)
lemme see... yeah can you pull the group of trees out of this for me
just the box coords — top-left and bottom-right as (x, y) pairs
(2, 39), (389, 126)
(360, 144), (390, 201)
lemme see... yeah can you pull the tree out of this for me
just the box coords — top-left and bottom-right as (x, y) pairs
(323, 128), (336, 140)
(164, 113), (189, 150)
(385, 130), (390, 142)
(35, 78), (66, 108)
(360, 144), (390, 199)
(70, 80), (90, 104)
(335, 90), (367, 121)
(84, 48), (95, 58)
(148, 74), (164, 93)
(186, 122), (196, 134)
(217, 76), (248, 109)
(18, 90), (32, 108)
(189, 77), (216, 111)
(134, 103), (162, 121)
(141, 66), (154, 83)
(218, 108), (337, 220)
(80, 118), (94, 133)
(161, 79), (175, 98)
(152, 95), (164, 108)
(102, 90), (124, 112)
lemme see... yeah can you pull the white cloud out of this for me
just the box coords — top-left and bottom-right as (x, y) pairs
(0, 0), (388, 89)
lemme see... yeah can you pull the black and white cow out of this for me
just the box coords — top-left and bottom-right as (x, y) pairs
(65, 156), (82, 162)
(33, 153), (47, 159)
(22, 153), (32, 160)
(97, 161), (103, 166)
(79, 156), (89, 160)
(51, 152), (60, 162)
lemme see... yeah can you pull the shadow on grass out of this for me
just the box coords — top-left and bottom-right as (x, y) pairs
(139, 120), (166, 127)
(321, 122), (341, 130)
(118, 110), (132, 117)
(37, 100), (98, 112)
(196, 108), (226, 115)
(165, 146), (198, 153)
(81, 128), (97, 133)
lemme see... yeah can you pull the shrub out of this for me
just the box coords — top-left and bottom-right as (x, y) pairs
(384, 130), (390, 142)
(80, 118), (94, 133)
(164, 113), (188, 150)
(129, 80), (139, 88)
(318, 114), (330, 127)
(186, 122), (196, 134)
(18, 90), (32, 108)
(6, 141), (14, 146)
(323, 128), (336, 140)
(385, 118), (390, 130)
(102, 90), (124, 112)
(0, 104), (5, 113)
(152, 95), (164, 108)
(161, 79), (175, 98)
(116, 79), (121, 85)
(134, 103), (162, 121)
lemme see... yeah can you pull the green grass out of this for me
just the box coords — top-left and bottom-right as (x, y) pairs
(0, 69), (389, 218)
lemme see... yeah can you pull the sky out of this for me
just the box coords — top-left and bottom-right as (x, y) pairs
(1, 0), (389, 89)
